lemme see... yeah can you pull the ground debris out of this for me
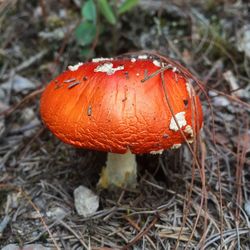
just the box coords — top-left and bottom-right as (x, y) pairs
(2, 244), (52, 250)
(46, 207), (67, 220)
(237, 25), (250, 58)
(74, 185), (99, 217)
(1, 75), (35, 93)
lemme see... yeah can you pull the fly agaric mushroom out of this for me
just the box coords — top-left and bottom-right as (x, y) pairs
(40, 54), (203, 188)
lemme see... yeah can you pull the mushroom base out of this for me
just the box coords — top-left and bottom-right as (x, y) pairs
(98, 151), (137, 189)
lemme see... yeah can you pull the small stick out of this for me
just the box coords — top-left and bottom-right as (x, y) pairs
(144, 69), (148, 80)
(87, 105), (92, 116)
(141, 65), (172, 83)
(64, 78), (76, 83)
(122, 216), (158, 250)
(0, 215), (10, 237)
(68, 81), (80, 89)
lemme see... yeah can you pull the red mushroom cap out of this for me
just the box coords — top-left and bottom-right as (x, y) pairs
(40, 55), (203, 154)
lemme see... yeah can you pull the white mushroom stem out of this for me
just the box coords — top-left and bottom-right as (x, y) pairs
(98, 151), (137, 188)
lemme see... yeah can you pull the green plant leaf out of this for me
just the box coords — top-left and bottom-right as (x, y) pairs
(118, 0), (139, 14)
(98, 0), (116, 25)
(82, 0), (96, 22)
(75, 22), (96, 46)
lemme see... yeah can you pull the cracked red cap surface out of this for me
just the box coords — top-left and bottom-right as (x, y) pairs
(40, 56), (203, 154)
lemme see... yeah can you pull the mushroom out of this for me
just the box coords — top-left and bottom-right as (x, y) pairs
(40, 54), (203, 188)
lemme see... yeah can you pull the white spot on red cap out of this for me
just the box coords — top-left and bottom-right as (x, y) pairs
(172, 67), (177, 72)
(94, 63), (124, 75)
(131, 58), (136, 63)
(68, 62), (83, 71)
(138, 55), (148, 59)
(169, 111), (187, 131)
(184, 125), (193, 137)
(150, 149), (164, 154)
(171, 144), (181, 149)
(184, 125), (194, 143)
(153, 60), (161, 67)
(92, 57), (113, 63)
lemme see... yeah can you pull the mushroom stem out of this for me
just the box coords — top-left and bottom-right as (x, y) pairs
(98, 151), (137, 188)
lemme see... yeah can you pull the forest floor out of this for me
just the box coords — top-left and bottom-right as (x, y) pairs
(0, 1), (249, 249)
